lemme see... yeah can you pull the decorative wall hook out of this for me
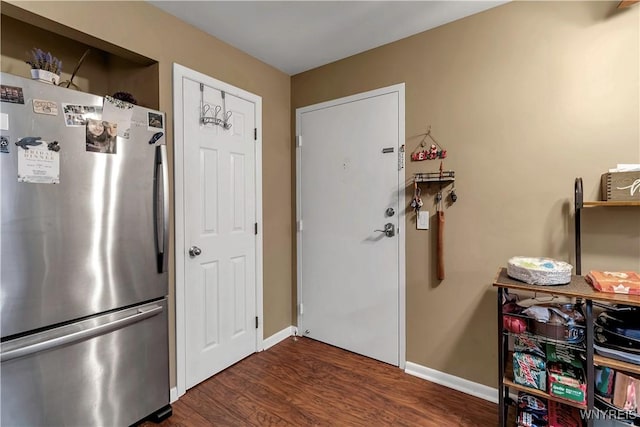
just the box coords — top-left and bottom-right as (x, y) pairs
(200, 102), (233, 129)
(222, 111), (233, 130)
(199, 86), (233, 130)
(200, 104), (222, 126)
(411, 125), (447, 161)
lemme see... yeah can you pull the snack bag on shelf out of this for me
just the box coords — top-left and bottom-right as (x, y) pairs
(515, 335), (546, 358)
(517, 410), (548, 427)
(547, 401), (582, 427)
(586, 271), (640, 295)
(595, 366), (616, 402)
(517, 392), (549, 427)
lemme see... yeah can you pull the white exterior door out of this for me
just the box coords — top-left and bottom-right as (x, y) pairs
(296, 85), (405, 366)
(181, 75), (259, 389)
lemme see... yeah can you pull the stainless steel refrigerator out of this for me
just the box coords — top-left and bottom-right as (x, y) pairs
(0, 73), (171, 426)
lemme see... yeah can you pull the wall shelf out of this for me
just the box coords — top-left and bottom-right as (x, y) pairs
(494, 268), (640, 308)
(504, 350), (588, 410)
(1, 12), (160, 109)
(582, 201), (640, 207)
(503, 379), (588, 411)
(414, 171), (455, 184)
(594, 355), (640, 376)
(574, 177), (640, 275)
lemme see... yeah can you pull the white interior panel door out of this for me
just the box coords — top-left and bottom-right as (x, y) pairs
(183, 78), (257, 389)
(297, 87), (404, 366)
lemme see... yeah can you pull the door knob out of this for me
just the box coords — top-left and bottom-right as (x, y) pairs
(188, 246), (202, 257)
(374, 223), (395, 237)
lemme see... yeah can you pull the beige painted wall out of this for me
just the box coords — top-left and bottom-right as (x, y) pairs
(292, 1), (640, 387)
(3, 1), (292, 388)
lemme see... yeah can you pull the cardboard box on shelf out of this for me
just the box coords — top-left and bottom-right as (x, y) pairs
(513, 352), (546, 391)
(548, 362), (587, 405)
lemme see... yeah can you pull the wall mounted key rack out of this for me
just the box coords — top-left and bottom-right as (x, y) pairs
(414, 170), (455, 184)
(413, 169), (458, 206)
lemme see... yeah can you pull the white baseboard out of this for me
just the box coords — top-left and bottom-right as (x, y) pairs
(263, 325), (294, 350)
(170, 387), (179, 403)
(405, 361), (498, 404)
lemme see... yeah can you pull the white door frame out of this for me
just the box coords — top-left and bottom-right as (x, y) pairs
(173, 63), (263, 398)
(295, 84), (406, 368)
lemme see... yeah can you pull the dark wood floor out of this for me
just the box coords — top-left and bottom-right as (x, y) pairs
(146, 337), (497, 426)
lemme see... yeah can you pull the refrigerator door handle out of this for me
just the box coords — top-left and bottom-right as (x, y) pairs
(1, 305), (164, 363)
(154, 145), (169, 273)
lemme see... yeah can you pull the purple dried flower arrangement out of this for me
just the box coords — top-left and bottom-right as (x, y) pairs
(26, 48), (62, 75)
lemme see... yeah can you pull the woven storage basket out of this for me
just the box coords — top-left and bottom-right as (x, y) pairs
(507, 257), (573, 285)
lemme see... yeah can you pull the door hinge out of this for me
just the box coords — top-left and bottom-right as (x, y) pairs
(200, 83), (204, 92)
(254, 128), (257, 141)
(255, 222), (258, 235)
(398, 145), (405, 171)
(255, 316), (259, 329)
(296, 135), (302, 147)
(297, 220), (303, 232)
(299, 303), (304, 315)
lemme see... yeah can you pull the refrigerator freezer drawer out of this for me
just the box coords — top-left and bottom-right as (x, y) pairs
(0, 298), (169, 426)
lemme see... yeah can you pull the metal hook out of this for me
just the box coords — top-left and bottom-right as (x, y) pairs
(223, 111), (233, 129)
(449, 181), (457, 203)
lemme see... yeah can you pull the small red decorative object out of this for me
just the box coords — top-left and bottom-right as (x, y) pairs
(411, 126), (448, 161)
(503, 315), (527, 334)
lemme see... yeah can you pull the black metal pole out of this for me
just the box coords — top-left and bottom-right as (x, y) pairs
(585, 299), (594, 427)
(575, 178), (583, 276)
(497, 286), (506, 427)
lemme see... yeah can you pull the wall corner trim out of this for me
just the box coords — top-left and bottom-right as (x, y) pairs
(170, 387), (179, 403)
(263, 326), (295, 350)
(404, 361), (498, 404)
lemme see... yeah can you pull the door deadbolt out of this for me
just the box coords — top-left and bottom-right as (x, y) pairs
(386, 208), (395, 217)
(188, 246), (202, 257)
(374, 223), (395, 237)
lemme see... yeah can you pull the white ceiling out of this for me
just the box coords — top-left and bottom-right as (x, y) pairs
(150, 1), (508, 75)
